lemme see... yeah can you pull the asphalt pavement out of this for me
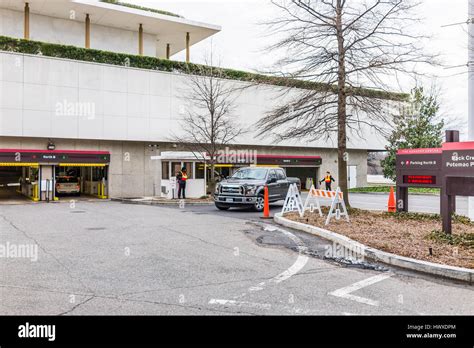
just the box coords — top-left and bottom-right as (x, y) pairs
(0, 199), (472, 315)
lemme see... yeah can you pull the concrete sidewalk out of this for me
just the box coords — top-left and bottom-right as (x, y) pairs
(111, 196), (214, 206)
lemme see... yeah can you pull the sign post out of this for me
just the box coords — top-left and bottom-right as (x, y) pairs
(441, 140), (474, 233)
(170, 177), (177, 199)
(395, 130), (474, 234)
(396, 147), (442, 213)
(468, 0), (474, 221)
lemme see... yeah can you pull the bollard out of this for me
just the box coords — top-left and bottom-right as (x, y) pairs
(32, 183), (39, 202)
(260, 185), (271, 219)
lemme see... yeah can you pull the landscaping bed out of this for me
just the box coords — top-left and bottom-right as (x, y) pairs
(284, 208), (474, 269)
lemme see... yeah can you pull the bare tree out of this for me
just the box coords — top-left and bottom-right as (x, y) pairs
(171, 56), (245, 193)
(257, 0), (437, 204)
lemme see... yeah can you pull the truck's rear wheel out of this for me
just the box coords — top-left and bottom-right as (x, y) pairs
(253, 195), (265, 212)
(215, 203), (230, 211)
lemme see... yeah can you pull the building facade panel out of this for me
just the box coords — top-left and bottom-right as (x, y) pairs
(0, 51), (391, 151)
(0, 53), (23, 82)
(0, 108), (22, 136)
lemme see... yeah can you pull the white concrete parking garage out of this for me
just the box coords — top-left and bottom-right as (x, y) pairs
(0, 0), (406, 200)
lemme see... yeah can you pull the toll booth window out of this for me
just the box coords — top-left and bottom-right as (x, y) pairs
(172, 162), (181, 177)
(183, 162), (193, 179)
(29, 168), (38, 182)
(162, 162), (170, 180)
(195, 163), (205, 179)
(24, 167), (38, 183)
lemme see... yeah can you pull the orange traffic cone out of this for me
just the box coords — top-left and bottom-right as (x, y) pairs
(388, 186), (396, 213)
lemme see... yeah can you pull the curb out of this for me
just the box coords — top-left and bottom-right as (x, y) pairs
(274, 213), (473, 284)
(111, 198), (214, 206)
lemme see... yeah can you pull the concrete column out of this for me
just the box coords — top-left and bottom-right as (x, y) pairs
(166, 43), (170, 60)
(85, 14), (90, 48)
(186, 32), (190, 63)
(469, 0), (474, 220)
(24, 2), (29, 40)
(139, 24), (144, 56)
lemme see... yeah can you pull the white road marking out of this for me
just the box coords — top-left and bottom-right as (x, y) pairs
(208, 299), (271, 310)
(329, 273), (393, 307)
(269, 226), (309, 284)
(230, 224), (309, 302)
(246, 224), (309, 292)
(271, 253), (308, 284)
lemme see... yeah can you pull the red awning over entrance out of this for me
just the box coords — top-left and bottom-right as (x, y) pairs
(0, 149), (110, 165)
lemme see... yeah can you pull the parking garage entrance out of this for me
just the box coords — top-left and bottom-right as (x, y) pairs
(225, 154), (322, 190)
(209, 154), (323, 190)
(0, 162), (39, 203)
(55, 163), (109, 199)
(0, 149), (110, 203)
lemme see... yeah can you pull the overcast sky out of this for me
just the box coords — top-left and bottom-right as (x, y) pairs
(130, 0), (469, 138)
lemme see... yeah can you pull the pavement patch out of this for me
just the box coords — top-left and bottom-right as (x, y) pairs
(246, 221), (388, 272)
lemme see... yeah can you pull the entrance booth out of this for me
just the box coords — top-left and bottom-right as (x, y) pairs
(155, 152), (207, 199)
(0, 149), (110, 202)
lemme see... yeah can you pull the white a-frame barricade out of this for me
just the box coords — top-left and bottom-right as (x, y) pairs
(303, 185), (323, 217)
(325, 187), (349, 225)
(300, 185), (350, 225)
(281, 183), (304, 217)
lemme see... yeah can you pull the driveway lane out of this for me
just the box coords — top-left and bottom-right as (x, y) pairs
(0, 201), (472, 315)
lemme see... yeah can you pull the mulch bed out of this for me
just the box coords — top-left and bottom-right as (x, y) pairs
(284, 208), (474, 269)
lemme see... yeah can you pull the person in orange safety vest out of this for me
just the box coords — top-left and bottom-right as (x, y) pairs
(177, 167), (188, 199)
(319, 171), (335, 191)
